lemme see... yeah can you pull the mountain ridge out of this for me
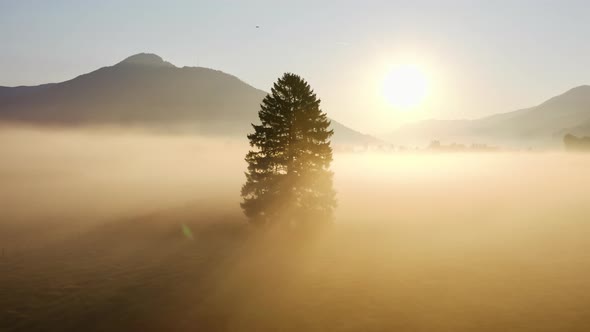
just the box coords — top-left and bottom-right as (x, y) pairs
(0, 53), (379, 145)
(385, 85), (590, 148)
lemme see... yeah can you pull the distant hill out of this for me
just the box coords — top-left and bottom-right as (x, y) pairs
(385, 85), (590, 148)
(0, 53), (378, 146)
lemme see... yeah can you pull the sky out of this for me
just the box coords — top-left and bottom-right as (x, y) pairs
(1, 0), (590, 134)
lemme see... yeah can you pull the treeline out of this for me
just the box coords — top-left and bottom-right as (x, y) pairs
(564, 134), (590, 151)
(333, 140), (501, 153)
(427, 140), (499, 152)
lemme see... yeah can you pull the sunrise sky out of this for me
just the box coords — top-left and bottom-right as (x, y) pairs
(2, 0), (590, 133)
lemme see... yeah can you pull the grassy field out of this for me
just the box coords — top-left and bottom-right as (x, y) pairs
(2, 128), (590, 331)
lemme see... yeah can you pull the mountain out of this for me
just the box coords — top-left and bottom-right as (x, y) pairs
(386, 85), (590, 148)
(0, 53), (378, 145)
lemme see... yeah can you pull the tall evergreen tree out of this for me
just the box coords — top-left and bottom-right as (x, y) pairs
(241, 73), (336, 226)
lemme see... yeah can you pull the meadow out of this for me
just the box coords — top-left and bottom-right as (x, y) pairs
(1, 128), (590, 331)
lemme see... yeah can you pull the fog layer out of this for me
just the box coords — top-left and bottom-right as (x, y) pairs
(2, 127), (590, 331)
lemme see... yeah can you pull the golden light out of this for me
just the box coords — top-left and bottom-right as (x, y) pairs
(382, 64), (429, 109)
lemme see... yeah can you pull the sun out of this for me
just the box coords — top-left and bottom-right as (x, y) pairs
(382, 64), (429, 109)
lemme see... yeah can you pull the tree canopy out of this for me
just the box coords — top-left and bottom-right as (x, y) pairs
(564, 133), (590, 151)
(241, 73), (336, 227)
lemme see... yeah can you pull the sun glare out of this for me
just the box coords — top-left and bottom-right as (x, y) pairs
(382, 64), (429, 109)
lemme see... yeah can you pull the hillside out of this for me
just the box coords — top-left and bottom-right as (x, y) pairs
(386, 85), (590, 148)
(0, 53), (378, 145)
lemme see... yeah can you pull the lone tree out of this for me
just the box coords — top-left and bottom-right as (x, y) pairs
(241, 73), (336, 227)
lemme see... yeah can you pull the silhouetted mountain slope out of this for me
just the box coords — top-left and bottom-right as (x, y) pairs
(386, 85), (590, 148)
(0, 53), (378, 145)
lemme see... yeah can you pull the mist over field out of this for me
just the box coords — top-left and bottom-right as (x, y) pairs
(0, 127), (245, 228)
(2, 128), (590, 331)
(4, 127), (587, 232)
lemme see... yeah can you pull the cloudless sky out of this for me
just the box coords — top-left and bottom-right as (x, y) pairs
(1, 0), (590, 133)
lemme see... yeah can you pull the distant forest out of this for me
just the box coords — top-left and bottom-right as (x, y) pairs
(563, 134), (590, 151)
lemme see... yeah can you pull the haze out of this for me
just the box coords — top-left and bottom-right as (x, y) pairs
(2, 128), (590, 331)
